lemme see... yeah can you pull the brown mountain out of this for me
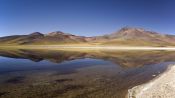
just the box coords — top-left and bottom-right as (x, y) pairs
(0, 27), (175, 46)
(91, 27), (175, 46)
(0, 31), (87, 45)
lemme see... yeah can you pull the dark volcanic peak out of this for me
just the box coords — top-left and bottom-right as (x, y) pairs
(109, 27), (160, 38)
(100, 27), (146, 37)
(29, 32), (44, 36)
(119, 27), (145, 32)
(117, 27), (161, 35)
(47, 31), (73, 36)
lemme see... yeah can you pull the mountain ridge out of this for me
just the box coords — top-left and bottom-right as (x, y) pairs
(1, 27), (175, 46)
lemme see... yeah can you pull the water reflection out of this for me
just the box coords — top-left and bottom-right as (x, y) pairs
(1, 49), (175, 68)
(0, 49), (175, 98)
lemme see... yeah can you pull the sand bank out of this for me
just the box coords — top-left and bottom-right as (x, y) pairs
(128, 65), (175, 98)
(2, 45), (175, 50)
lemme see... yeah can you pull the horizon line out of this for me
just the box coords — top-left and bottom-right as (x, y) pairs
(0, 26), (173, 37)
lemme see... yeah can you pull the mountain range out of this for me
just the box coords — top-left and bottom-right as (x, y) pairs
(1, 27), (175, 46)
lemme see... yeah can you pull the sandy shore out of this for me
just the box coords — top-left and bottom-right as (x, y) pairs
(2, 45), (175, 50)
(128, 65), (175, 98)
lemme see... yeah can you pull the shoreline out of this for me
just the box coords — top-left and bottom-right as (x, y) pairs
(1, 45), (175, 50)
(128, 65), (175, 98)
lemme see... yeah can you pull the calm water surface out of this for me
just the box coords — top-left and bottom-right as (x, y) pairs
(0, 49), (175, 98)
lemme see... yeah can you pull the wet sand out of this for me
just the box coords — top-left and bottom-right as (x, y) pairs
(128, 65), (175, 98)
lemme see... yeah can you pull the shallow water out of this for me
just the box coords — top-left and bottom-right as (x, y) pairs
(0, 49), (175, 98)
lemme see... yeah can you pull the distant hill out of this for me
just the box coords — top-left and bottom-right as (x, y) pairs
(0, 31), (87, 45)
(1, 27), (175, 46)
(91, 27), (175, 46)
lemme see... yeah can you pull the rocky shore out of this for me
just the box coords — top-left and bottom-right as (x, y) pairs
(128, 65), (175, 98)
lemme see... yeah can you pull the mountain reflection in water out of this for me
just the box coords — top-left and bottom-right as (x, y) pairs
(0, 49), (175, 98)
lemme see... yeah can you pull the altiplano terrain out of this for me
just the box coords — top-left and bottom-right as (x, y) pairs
(1, 27), (175, 46)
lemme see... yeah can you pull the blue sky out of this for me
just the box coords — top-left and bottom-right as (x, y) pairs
(0, 0), (175, 37)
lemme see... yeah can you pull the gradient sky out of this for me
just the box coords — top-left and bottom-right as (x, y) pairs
(0, 0), (175, 37)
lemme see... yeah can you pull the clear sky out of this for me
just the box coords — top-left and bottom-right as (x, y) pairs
(0, 0), (175, 37)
